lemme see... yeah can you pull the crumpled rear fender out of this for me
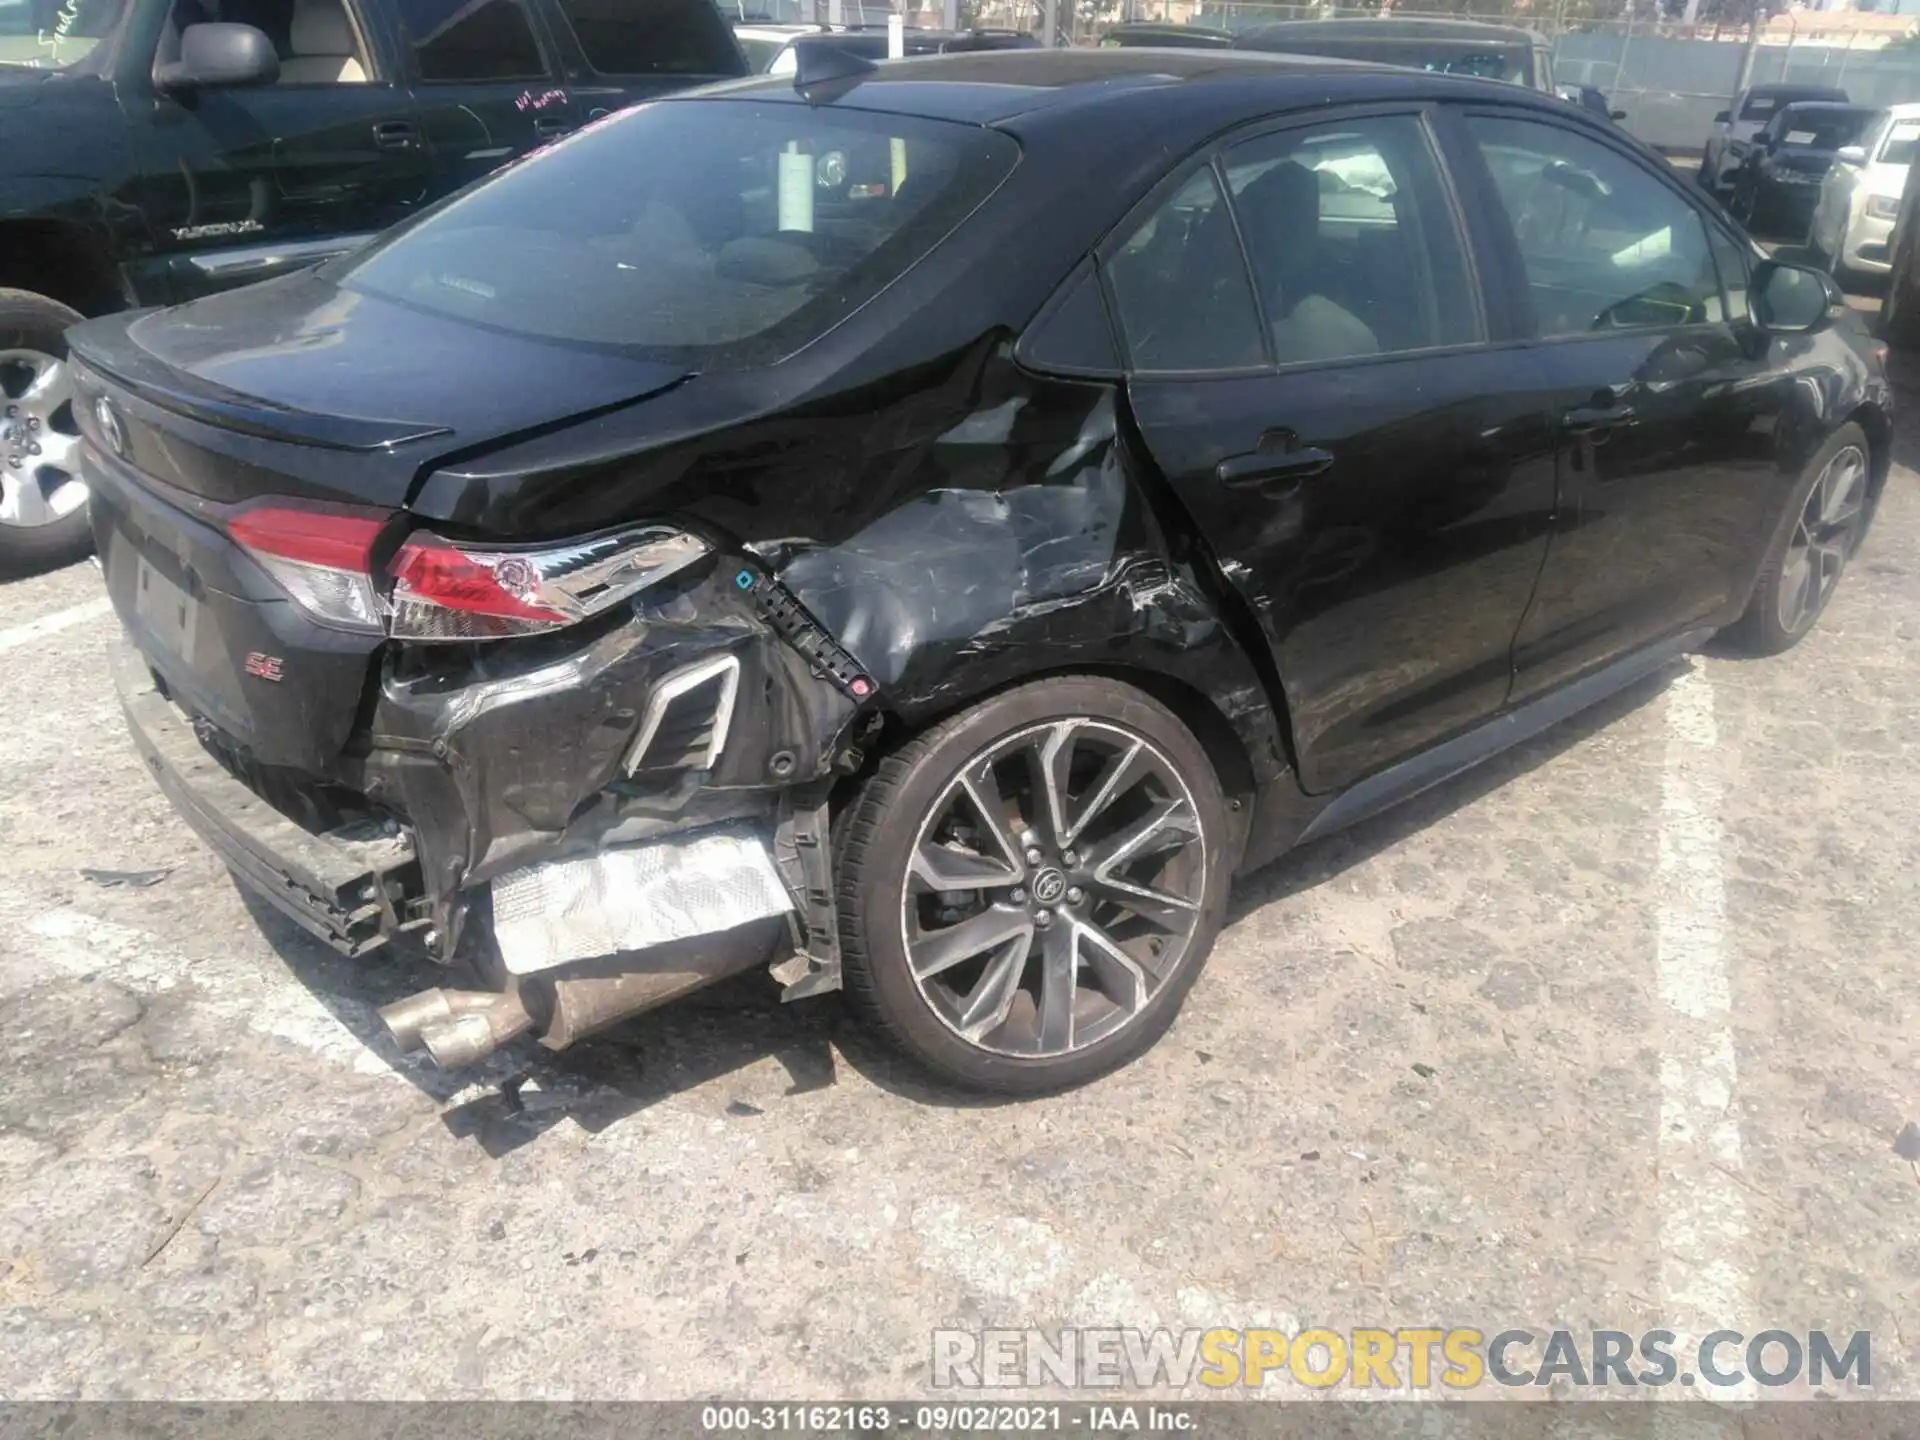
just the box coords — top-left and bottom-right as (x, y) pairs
(768, 369), (1290, 825)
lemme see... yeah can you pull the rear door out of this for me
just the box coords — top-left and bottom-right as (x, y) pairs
(1454, 107), (1795, 702)
(388, 0), (580, 195)
(1112, 108), (1559, 794)
(530, 0), (743, 123)
(134, 0), (431, 300)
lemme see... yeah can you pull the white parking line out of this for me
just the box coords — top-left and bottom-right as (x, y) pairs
(1653, 663), (1753, 1398)
(0, 595), (113, 655)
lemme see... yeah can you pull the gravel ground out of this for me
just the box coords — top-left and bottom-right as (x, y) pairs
(0, 348), (1916, 1404)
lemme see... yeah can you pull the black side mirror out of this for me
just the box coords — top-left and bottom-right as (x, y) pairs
(1714, 109), (1732, 124)
(1753, 259), (1841, 331)
(155, 22), (280, 91)
(1610, 109), (1628, 121)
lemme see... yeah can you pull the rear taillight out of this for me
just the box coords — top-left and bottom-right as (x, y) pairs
(228, 506), (387, 634)
(228, 505), (710, 643)
(388, 527), (710, 641)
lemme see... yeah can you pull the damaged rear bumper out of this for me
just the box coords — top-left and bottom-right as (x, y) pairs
(113, 642), (425, 957)
(112, 605), (834, 1066)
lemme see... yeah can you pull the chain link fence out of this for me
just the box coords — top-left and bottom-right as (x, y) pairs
(720, 0), (1920, 155)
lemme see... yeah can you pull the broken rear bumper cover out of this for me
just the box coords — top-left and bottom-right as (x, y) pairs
(109, 566), (868, 1067)
(114, 643), (422, 958)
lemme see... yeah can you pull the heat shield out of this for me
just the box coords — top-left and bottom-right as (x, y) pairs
(491, 829), (793, 975)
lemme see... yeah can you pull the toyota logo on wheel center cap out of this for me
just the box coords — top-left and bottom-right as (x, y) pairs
(1031, 868), (1067, 905)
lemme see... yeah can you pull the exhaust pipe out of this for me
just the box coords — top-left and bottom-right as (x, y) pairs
(379, 987), (533, 1067)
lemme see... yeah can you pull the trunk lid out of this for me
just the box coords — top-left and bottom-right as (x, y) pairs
(68, 269), (689, 510)
(73, 270), (689, 777)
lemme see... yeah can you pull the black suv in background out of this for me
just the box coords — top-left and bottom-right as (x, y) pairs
(0, 0), (746, 575)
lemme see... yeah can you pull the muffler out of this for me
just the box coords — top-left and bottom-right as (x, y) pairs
(379, 919), (783, 1071)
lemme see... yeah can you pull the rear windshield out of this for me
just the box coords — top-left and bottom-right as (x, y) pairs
(1776, 108), (1875, 150)
(1251, 35), (1531, 84)
(336, 100), (1018, 365)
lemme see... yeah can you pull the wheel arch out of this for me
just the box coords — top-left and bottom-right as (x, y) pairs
(1848, 398), (1893, 506)
(879, 658), (1261, 799)
(0, 218), (126, 318)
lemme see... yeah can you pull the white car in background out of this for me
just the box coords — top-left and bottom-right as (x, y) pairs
(1812, 102), (1920, 284)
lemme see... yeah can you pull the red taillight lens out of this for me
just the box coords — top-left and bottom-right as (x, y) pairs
(227, 504), (709, 644)
(388, 535), (569, 641)
(228, 505), (389, 633)
(387, 527), (710, 643)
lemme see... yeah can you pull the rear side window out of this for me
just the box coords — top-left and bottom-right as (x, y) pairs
(1104, 166), (1265, 372)
(551, 0), (741, 75)
(337, 101), (1017, 365)
(1222, 114), (1479, 363)
(1466, 114), (1720, 336)
(392, 0), (546, 80)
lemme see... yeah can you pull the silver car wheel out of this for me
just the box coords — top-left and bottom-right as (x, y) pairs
(0, 350), (86, 530)
(899, 717), (1208, 1059)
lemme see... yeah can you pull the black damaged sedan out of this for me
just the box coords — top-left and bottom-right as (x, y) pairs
(74, 49), (1889, 1094)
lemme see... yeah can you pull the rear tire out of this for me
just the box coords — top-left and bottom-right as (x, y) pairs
(0, 289), (91, 579)
(1722, 422), (1871, 656)
(836, 677), (1230, 1095)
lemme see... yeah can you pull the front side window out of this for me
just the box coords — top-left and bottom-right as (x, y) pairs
(336, 101), (1018, 364)
(1222, 114), (1478, 364)
(1103, 166), (1265, 372)
(391, 0), (545, 81)
(551, 0), (740, 76)
(0, 0), (128, 70)
(1466, 113), (1720, 337)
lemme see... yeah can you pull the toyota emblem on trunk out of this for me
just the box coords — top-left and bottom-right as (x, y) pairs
(95, 396), (127, 458)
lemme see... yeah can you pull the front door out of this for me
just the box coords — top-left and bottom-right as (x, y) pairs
(1456, 108), (1796, 702)
(134, 0), (430, 300)
(1114, 110), (1558, 794)
(387, 0), (579, 195)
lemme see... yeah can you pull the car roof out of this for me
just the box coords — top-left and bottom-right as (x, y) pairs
(693, 44), (1560, 126)
(1775, 102), (1877, 119)
(1238, 17), (1547, 44)
(1103, 21), (1234, 37)
(1747, 83), (1848, 97)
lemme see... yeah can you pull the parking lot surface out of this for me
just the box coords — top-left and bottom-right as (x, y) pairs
(1, 363), (1917, 1402)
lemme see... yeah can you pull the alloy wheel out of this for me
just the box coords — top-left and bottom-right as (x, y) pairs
(0, 350), (85, 530)
(900, 718), (1208, 1059)
(1777, 444), (1867, 634)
